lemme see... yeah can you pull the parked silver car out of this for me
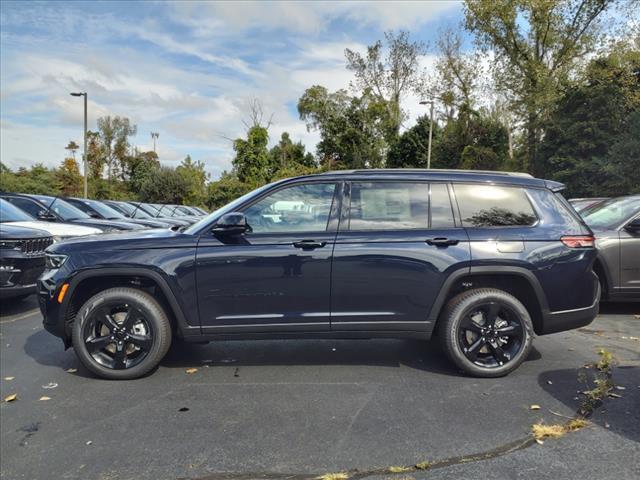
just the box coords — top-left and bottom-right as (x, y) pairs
(582, 195), (640, 301)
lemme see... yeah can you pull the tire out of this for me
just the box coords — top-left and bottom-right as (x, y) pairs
(439, 288), (534, 378)
(72, 287), (172, 380)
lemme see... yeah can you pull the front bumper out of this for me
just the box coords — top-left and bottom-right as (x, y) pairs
(539, 272), (600, 335)
(38, 268), (71, 346)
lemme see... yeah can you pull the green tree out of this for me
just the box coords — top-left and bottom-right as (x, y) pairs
(345, 31), (426, 140)
(96, 116), (137, 182)
(232, 126), (271, 184)
(86, 130), (105, 178)
(177, 155), (209, 205)
(268, 132), (316, 178)
(139, 166), (190, 204)
(56, 158), (83, 196)
(387, 115), (441, 168)
(298, 86), (389, 169)
(128, 151), (160, 194)
(541, 45), (640, 195)
(65, 140), (80, 161)
(464, 0), (616, 176)
(206, 171), (252, 209)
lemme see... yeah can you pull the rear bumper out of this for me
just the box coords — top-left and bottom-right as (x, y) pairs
(539, 273), (600, 335)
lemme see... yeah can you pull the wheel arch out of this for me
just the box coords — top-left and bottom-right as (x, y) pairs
(61, 268), (192, 345)
(428, 266), (550, 336)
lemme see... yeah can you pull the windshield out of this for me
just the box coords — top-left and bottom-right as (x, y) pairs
(141, 203), (161, 216)
(0, 198), (35, 222)
(185, 182), (274, 234)
(84, 199), (126, 219)
(582, 197), (640, 229)
(32, 195), (91, 220)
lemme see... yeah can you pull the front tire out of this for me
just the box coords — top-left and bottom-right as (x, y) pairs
(439, 288), (533, 377)
(72, 287), (172, 380)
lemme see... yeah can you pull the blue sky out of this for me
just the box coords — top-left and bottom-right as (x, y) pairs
(1, 1), (466, 179)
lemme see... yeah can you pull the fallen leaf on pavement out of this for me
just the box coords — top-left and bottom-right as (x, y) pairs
(66, 368), (77, 373)
(608, 392), (622, 398)
(530, 404), (541, 410)
(4, 393), (17, 402)
(39, 396), (51, 401)
(3, 376), (15, 381)
(86, 440), (92, 446)
(615, 386), (626, 391)
(185, 368), (198, 374)
(42, 382), (58, 389)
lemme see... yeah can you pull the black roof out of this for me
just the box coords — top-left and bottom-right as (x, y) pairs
(295, 168), (564, 191)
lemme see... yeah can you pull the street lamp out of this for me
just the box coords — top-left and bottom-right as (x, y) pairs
(419, 99), (434, 169)
(70, 92), (88, 198)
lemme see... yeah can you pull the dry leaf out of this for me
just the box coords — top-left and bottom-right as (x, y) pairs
(42, 382), (58, 389)
(185, 368), (198, 374)
(608, 392), (622, 398)
(66, 368), (77, 373)
(615, 386), (626, 390)
(4, 393), (17, 402)
(530, 404), (541, 410)
(535, 438), (544, 445)
(3, 376), (15, 381)
(39, 396), (51, 401)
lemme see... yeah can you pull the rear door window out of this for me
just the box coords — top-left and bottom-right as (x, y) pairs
(453, 184), (537, 227)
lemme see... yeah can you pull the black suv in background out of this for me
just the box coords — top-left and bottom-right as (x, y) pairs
(1, 224), (52, 301)
(1, 193), (145, 232)
(39, 170), (599, 379)
(64, 197), (173, 229)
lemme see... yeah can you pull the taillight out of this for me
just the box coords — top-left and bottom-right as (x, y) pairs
(561, 235), (595, 248)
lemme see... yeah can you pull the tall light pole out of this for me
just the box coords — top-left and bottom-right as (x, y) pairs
(70, 92), (88, 198)
(419, 100), (434, 169)
(151, 132), (159, 153)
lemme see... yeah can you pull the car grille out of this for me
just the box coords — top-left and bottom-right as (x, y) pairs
(18, 237), (54, 255)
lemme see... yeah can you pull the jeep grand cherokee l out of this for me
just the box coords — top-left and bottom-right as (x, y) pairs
(38, 169), (600, 379)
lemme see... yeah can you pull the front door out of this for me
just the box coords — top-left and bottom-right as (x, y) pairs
(330, 181), (470, 332)
(196, 182), (340, 333)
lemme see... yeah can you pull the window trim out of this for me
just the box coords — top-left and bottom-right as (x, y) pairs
(235, 180), (342, 236)
(452, 183), (540, 229)
(340, 180), (460, 233)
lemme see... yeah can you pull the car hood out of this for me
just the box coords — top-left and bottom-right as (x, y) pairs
(48, 227), (197, 254)
(0, 223), (52, 239)
(7, 221), (102, 237)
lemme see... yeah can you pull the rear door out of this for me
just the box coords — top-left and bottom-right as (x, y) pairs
(330, 181), (470, 332)
(619, 215), (640, 294)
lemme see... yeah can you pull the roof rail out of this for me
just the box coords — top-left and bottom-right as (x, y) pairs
(319, 168), (534, 178)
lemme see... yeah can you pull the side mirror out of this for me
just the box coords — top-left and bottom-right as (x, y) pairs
(625, 217), (640, 233)
(212, 212), (251, 236)
(37, 210), (57, 221)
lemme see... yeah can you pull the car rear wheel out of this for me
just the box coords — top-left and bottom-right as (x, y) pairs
(439, 288), (533, 377)
(72, 287), (171, 380)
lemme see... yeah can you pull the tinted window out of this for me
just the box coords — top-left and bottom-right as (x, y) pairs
(454, 185), (537, 227)
(5, 197), (42, 217)
(0, 198), (35, 222)
(244, 183), (336, 233)
(348, 182), (428, 230)
(430, 184), (455, 228)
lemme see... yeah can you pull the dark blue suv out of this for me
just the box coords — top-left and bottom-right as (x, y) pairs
(38, 170), (599, 379)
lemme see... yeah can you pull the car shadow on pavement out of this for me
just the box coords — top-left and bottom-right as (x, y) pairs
(538, 367), (639, 444)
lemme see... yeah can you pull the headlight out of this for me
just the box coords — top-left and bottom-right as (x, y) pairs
(45, 253), (68, 269)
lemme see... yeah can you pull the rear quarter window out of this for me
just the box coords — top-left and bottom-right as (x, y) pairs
(453, 184), (537, 227)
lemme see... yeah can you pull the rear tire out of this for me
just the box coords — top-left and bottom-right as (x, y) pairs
(439, 288), (533, 377)
(72, 287), (172, 380)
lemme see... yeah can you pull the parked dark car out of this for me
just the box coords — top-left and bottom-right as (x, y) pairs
(64, 197), (173, 229)
(102, 200), (189, 229)
(124, 202), (193, 227)
(1, 223), (52, 300)
(1, 194), (145, 232)
(39, 169), (599, 380)
(147, 203), (199, 224)
(581, 195), (640, 301)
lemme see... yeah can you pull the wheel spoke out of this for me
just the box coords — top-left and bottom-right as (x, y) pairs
(461, 316), (482, 333)
(128, 333), (152, 351)
(122, 308), (142, 331)
(496, 324), (521, 338)
(485, 303), (501, 326)
(465, 337), (486, 362)
(97, 307), (119, 333)
(489, 343), (509, 365)
(113, 344), (127, 369)
(86, 335), (113, 353)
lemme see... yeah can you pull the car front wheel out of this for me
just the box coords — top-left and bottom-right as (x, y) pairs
(72, 287), (172, 380)
(439, 288), (533, 377)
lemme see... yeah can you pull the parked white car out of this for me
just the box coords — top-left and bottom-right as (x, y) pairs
(0, 199), (101, 242)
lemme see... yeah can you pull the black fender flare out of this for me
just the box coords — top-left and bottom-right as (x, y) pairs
(426, 266), (550, 331)
(61, 267), (195, 338)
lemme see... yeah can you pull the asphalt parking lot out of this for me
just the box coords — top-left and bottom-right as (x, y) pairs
(1, 298), (638, 480)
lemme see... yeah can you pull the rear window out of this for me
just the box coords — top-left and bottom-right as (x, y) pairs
(454, 184), (537, 227)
